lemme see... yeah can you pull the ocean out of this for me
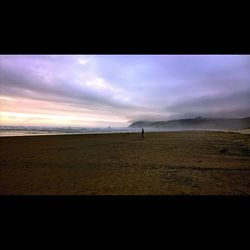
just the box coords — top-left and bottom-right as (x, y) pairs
(0, 126), (142, 137)
(0, 126), (229, 137)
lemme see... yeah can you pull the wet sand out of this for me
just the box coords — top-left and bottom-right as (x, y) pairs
(0, 131), (250, 195)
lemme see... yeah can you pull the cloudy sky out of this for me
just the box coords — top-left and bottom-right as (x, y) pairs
(0, 55), (249, 127)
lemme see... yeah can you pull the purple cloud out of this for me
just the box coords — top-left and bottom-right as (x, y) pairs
(0, 55), (249, 126)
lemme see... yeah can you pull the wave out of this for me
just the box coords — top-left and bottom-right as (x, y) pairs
(0, 126), (141, 137)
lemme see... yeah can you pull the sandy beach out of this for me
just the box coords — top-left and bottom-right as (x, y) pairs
(0, 131), (250, 195)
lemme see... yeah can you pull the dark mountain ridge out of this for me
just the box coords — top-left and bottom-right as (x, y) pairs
(129, 117), (250, 130)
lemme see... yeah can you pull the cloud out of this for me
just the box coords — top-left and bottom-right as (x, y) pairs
(165, 90), (250, 119)
(0, 55), (250, 126)
(0, 56), (140, 112)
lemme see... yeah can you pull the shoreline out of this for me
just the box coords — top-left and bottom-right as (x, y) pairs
(0, 129), (245, 138)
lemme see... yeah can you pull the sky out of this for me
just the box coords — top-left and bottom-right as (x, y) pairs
(0, 55), (250, 127)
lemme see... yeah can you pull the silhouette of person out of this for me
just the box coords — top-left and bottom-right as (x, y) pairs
(142, 128), (144, 138)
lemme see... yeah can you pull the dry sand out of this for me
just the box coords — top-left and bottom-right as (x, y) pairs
(0, 131), (250, 195)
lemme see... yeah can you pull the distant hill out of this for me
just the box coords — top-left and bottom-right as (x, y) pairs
(129, 117), (250, 130)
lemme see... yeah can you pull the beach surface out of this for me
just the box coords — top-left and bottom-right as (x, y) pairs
(0, 131), (250, 195)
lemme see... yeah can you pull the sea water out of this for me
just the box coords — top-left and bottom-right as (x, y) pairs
(0, 126), (143, 137)
(0, 126), (215, 137)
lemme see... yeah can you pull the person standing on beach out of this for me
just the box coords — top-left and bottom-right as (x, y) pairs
(142, 128), (144, 138)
